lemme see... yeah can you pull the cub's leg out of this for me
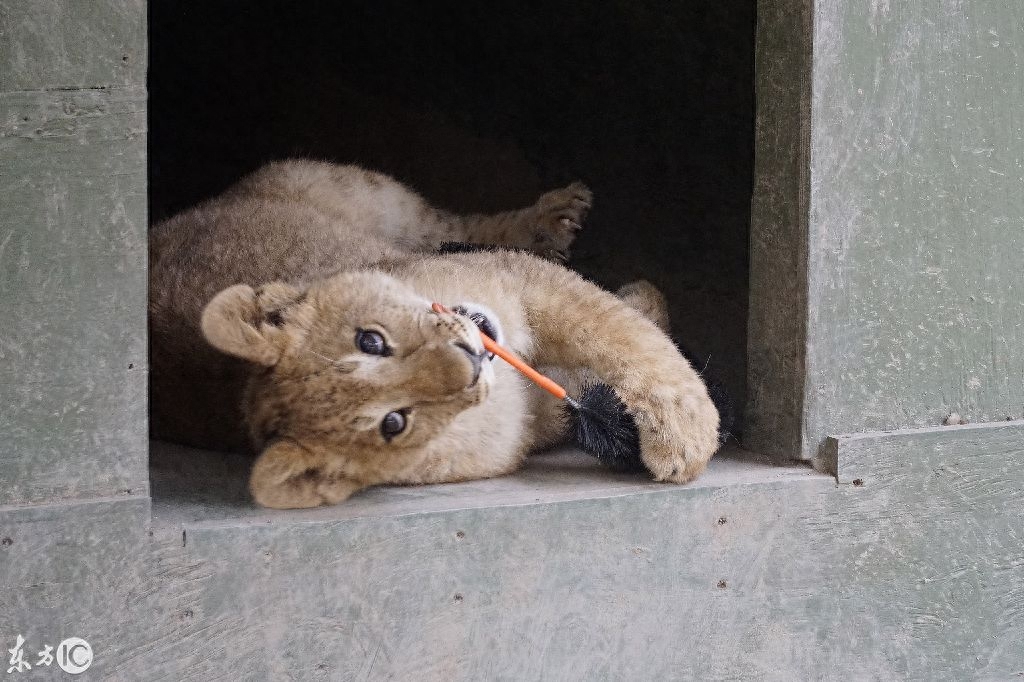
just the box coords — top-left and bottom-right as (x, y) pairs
(434, 182), (592, 261)
(494, 254), (719, 482)
(232, 160), (590, 261)
(526, 280), (671, 452)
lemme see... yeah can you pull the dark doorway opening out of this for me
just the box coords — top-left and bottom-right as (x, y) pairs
(149, 0), (756, 432)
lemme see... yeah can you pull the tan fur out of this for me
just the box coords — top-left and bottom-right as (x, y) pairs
(150, 160), (719, 508)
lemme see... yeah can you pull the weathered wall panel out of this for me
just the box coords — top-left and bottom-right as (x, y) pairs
(104, 429), (1023, 681)
(0, 88), (148, 505)
(0, 0), (145, 91)
(0, 1), (147, 505)
(2, 3), (1021, 680)
(0, 498), (150, 679)
(802, 0), (1024, 456)
(750, 0), (1023, 458)
(746, 0), (813, 458)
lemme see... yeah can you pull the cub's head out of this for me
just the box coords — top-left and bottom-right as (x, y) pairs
(200, 271), (500, 509)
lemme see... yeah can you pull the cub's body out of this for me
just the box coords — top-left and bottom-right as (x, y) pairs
(150, 160), (719, 508)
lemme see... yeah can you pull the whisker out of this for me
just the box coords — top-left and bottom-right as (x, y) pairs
(306, 349), (354, 368)
(308, 349), (341, 365)
(301, 348), (358, 375)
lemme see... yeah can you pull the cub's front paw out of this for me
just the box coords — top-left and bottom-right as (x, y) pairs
(530, 182), (592, 261)
(631, 385), (720, 484)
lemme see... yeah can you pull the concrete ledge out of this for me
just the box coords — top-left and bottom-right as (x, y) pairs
(0, 497), (150, 679)
(150, 440), (826, 537)
(137, 429), (1023, 679)
(6, 437), (1021, 678)
(822, 419), (1024, 484)
(138, 445), (840, 680)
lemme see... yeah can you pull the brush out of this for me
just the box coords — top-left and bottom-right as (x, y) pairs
(432, 302), (644, 471)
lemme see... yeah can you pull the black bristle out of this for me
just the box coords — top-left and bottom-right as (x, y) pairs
(437, 242), (521, 254)
(566, 383), (645, 472)
(704, 378), (736, 444)
(676, 346), (737, 445)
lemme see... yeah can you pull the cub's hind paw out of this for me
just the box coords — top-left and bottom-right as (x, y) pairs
(616, 280), (670, 333)
(530, 182), (592, 261)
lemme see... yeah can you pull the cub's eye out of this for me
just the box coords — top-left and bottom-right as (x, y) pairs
(356, 329), (390, 356)
(380, 411), (407, 440)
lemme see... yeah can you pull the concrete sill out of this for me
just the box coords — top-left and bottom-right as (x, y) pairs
(150, 441), (828, 537)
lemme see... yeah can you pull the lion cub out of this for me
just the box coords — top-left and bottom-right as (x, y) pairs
(150, 160), (719, 508)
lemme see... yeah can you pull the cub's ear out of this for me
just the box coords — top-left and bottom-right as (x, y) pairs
(201, 282), (310, 366)
(250, 440), (361, 509)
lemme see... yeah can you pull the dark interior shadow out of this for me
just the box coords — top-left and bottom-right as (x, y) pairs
(148, 0), (757, 419)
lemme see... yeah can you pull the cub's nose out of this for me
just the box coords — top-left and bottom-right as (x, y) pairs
(454, 341), (484, 386)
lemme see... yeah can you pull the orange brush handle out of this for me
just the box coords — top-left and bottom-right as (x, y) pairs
(432, 302), (568, 400)
(479, 334), (568, 400)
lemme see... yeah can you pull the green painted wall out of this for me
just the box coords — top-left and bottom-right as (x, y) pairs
(0, 0), (147, 504)
(747, 0), (814, 458)
(748, 0), (1023, 458)
(1, 3), (1022, 679)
